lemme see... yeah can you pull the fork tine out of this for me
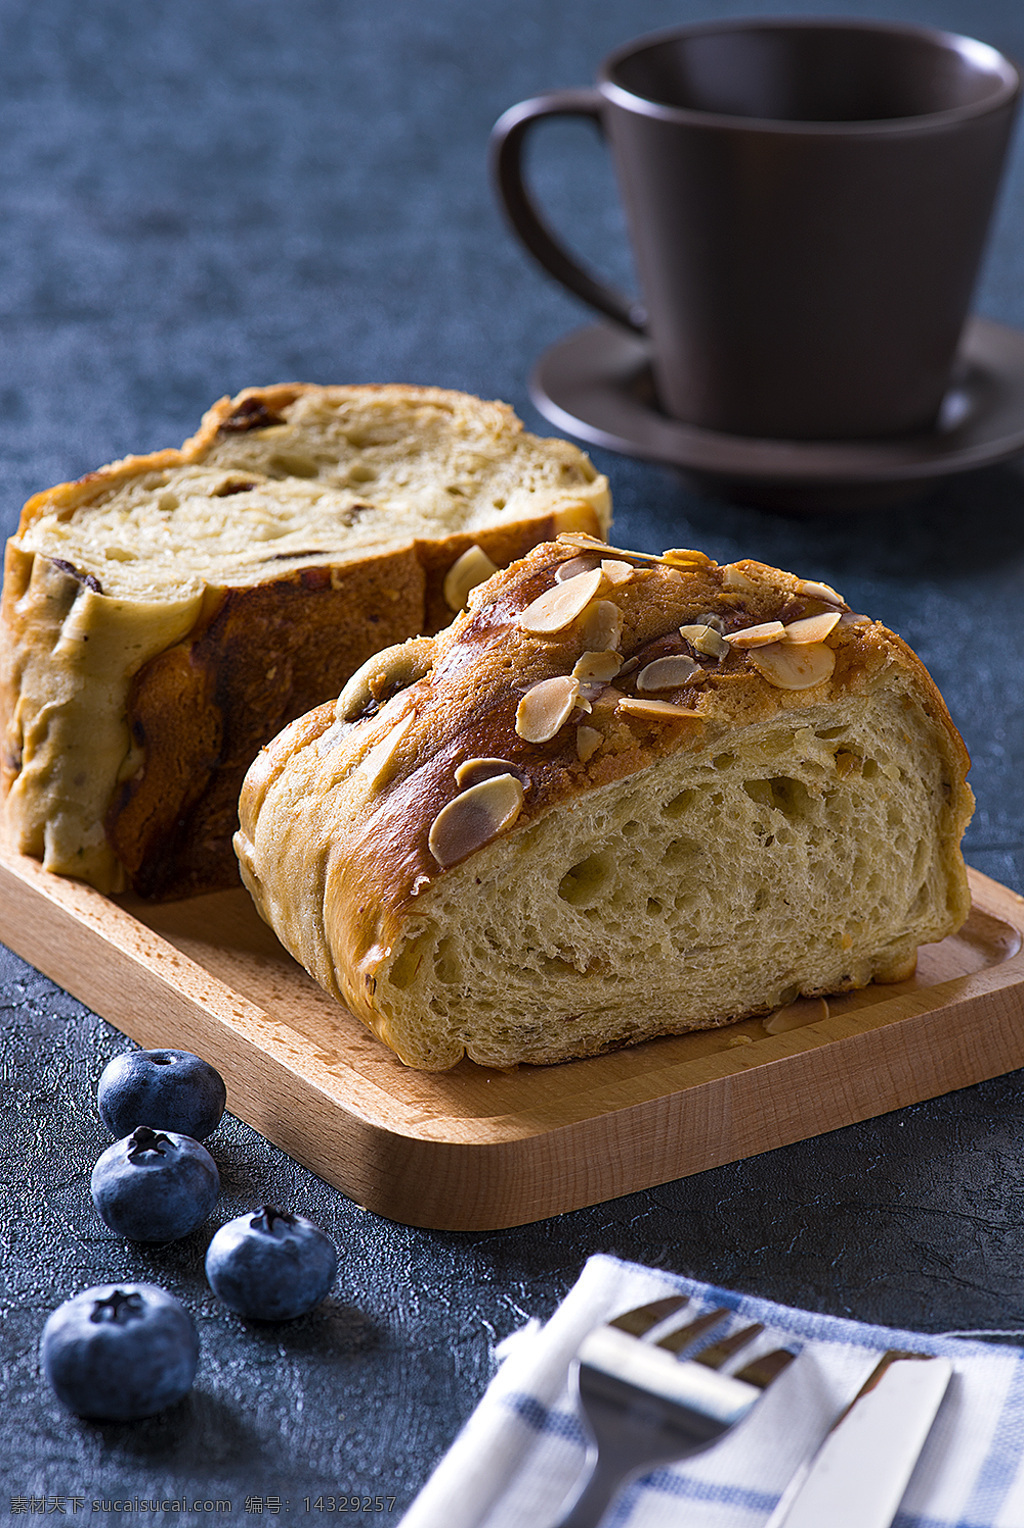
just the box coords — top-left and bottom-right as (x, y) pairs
(608, 1294), (689, 1337)
(733, 1347), (798, 1389)
(691, 1321), (765, 1370)
(654, 1306), (732, 1354)
(557, 1314), (798, 1528)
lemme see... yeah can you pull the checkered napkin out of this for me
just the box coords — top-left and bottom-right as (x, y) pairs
(400, 1253), (1024, 1528)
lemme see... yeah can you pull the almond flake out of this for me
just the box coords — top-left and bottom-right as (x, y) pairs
(428, 775), (524, 868)
(636, 654), (701, 691)
(355, 711), (414, 792)
(763, 996), (830, 1034)
(555, 553), (600, 583)
(515, 675), (581, 742)
(794, 577), (845, 606)
(663, 547), (713, 567)
(557, 531), (606, 551)
(576, 725), (603, 763)
(600, 559), (634, 585)
(443, 544), (499, 611)
(721, 565), (759, 591)
(617, 697), (702, 723)
(336, 637), (432, 722)
(726, 621), (786, 649)
(558, 533), (709, 571)
(747, 640), (836, 690)
(517, 568), (605, 635)
(572, 650), (622, 682)
(559, 533), (646, 561)
(782, 611), (841, 644)
(455, 756), (518, 789)
(679, 623), (729, 658)
(576, 599), (623, 651)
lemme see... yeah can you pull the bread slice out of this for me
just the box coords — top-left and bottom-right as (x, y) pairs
(235, 536), (974, 1071)
(0, 385), (609, 897)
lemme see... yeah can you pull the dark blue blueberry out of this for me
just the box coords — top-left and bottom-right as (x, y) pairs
(97, 1049), (226, 1140)
(91, 1126), (220, 1242)
(42, 1283), (199, 1420)
(205, 1206), (338, 1320)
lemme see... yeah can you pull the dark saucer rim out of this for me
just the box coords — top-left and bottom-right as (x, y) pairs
(529, 315), (1024, 491)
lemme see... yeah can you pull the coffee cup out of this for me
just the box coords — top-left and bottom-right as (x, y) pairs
(491, 19), (1021, 441)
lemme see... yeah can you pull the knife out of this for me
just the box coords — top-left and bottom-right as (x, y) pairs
(762, 1350), (953, 1528)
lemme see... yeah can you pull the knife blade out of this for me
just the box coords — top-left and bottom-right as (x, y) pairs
(762, 1350), (953, 1528)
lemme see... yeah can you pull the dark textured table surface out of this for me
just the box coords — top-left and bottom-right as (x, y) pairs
(4, 0), (1024, 1516)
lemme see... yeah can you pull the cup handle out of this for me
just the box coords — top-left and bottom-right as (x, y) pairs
(489, 89), (647, 334)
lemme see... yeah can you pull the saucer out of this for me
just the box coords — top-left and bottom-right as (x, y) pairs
(530, 317), (1024, 511)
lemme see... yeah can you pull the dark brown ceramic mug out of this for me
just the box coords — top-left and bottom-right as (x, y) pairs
(491, 19), (1021, 440)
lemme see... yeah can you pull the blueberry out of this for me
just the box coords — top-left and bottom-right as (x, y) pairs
(42, 1283), (199, 1420)
(205, 1206), (338, 1320)
(97, 1049), (226, 1140)
(91, 1126), (220, 1242)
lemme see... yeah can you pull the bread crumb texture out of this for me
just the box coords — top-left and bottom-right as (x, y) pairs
(0, 386), (609, 896)
(236, 536), (974, 1070)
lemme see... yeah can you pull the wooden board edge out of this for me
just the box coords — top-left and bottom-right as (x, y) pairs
(965, 862), (1024, 925)
(0, 845), (434, 1193)
(4, 841), (1024, 1229)
(357, 865), (1024, 1141)
(363, 976), (1024, 1228)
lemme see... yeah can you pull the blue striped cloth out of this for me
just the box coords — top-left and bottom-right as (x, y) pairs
(401, 1254), (1024, 1528)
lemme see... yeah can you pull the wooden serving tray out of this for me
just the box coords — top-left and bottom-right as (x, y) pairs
(2, 840), (1023, 1230)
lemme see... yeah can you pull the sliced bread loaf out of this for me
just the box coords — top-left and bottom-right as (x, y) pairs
(0, 385), (609, 896)
(235, 535), (974, 1070)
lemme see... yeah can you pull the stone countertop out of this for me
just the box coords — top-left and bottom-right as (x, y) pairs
(3, 0), (1024, 1516)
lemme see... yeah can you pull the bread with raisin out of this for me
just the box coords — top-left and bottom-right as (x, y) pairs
(0, 385), (609, 897)
(234, 535), (974, 1070)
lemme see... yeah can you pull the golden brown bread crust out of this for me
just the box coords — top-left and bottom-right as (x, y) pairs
(236, 537), (974, 1068)
(105, 556), (423, 896)
(1, 385), (609, 897)
(106, 513), (579, 897)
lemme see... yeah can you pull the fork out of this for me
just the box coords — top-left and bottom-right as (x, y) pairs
(551, 1296), (797, 1528)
